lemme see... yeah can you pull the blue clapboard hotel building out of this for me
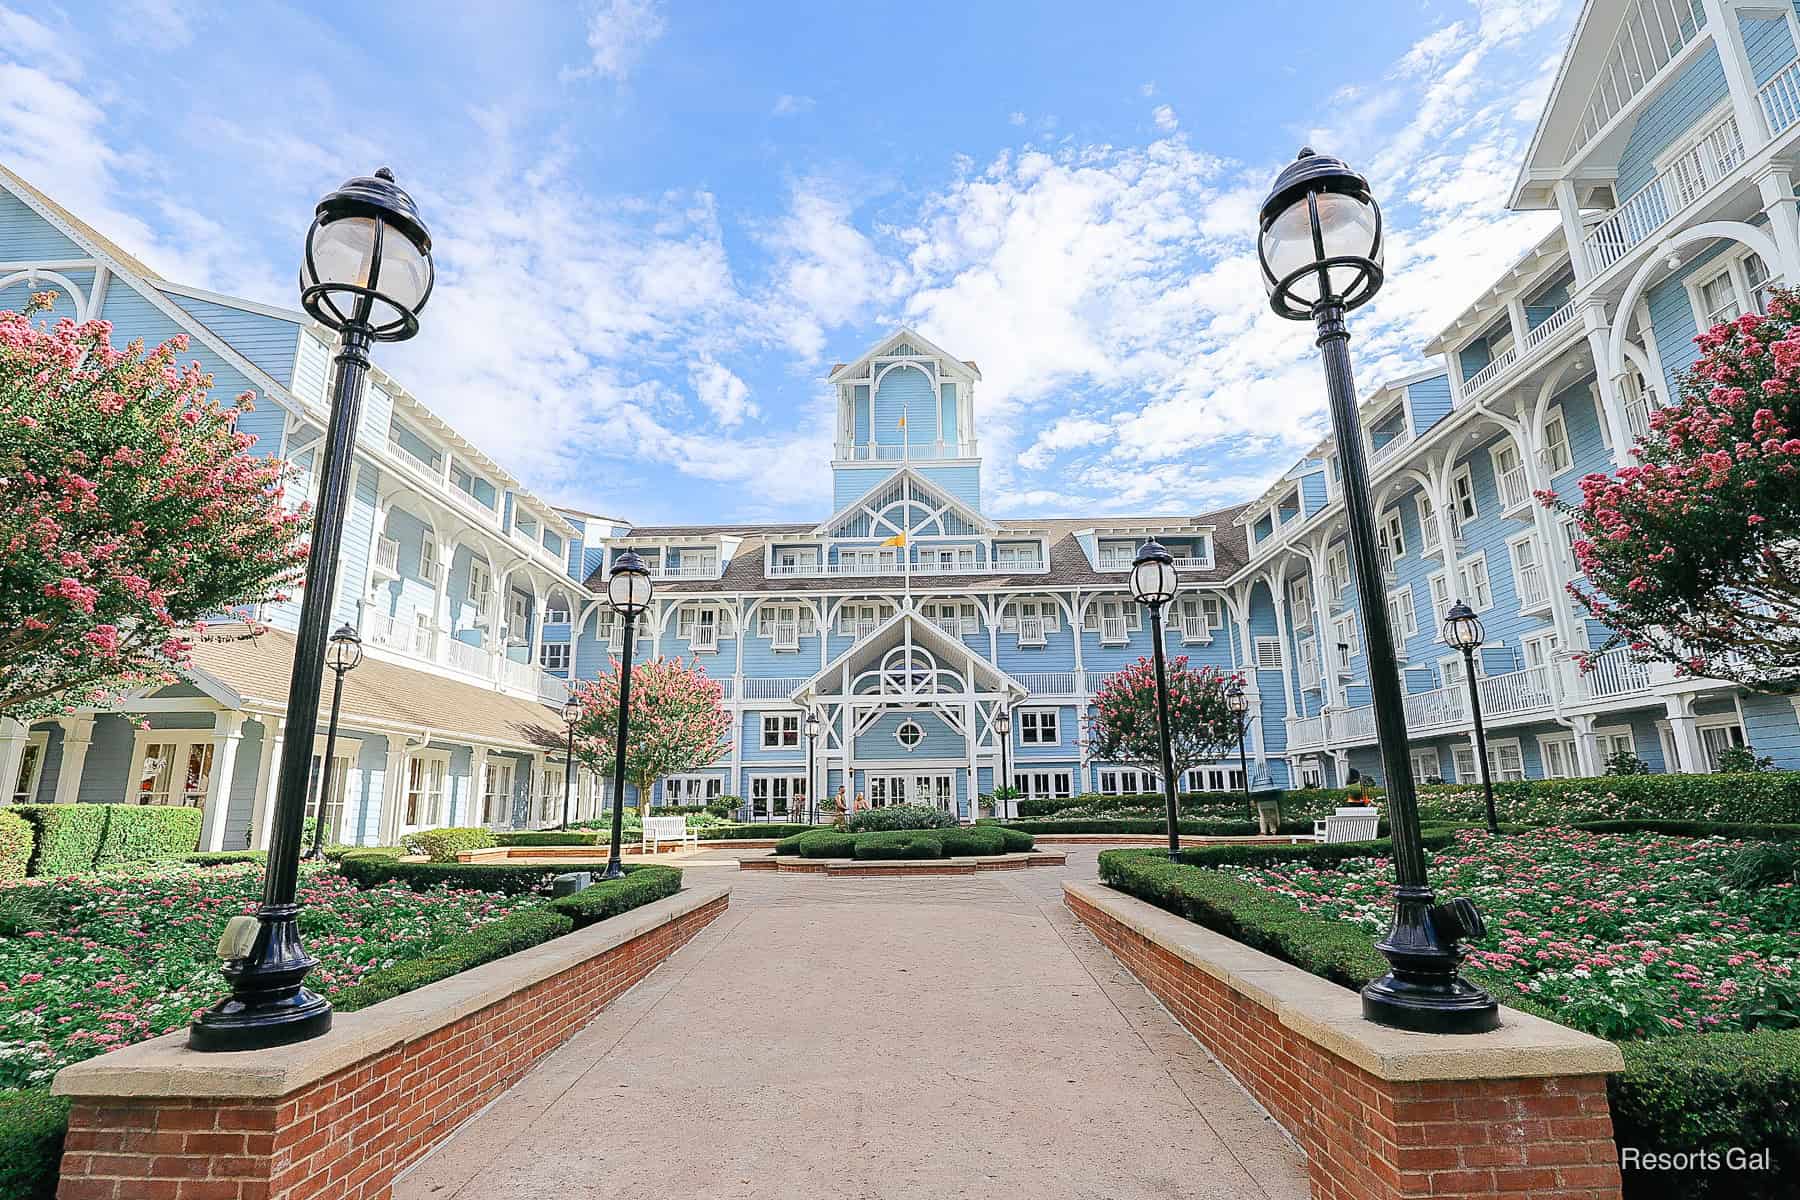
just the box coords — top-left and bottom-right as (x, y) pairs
(5, 0), (1800, 849)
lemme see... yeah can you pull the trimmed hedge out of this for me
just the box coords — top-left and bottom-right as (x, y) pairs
(852, 829), (943, 859)
(697, 823), (812, 840)
(1570, 819), (1800, 841)
(1018, 788), (1360, 819)
(10, 804), (201, 876)
(1098, 837), (1800, 1199)
(404, 827), (498, 862)
(494, 830), (601, 847)
(545, 865), (682, 927)
(185, 850), (266, 867)
(0, 811), (33, 882)
(11, 805), (107, 876)
(0, 1088), (70, 1200)
(333, 906), (575, 1011)
(1414, 772), (1800, 826)
(992, 817), (1329, 838)
(847, 804), (959, 833)
(336, 851), (560, 896)
(995, 826), (1035, 854)
(936, 825), (1006, 857)
(775, 828), (857, 858)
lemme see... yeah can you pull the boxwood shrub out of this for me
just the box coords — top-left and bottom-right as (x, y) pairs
(852, 829), (944, 859)
(936, 825), (1006, 857)
(0, 1088), (70, 1200)
(336, 851), (560, 895)
(776, 828), (857, 858)
(0, 812), (33, 882)
(494, 830), (601, 847)
(847, 804), (958, 833)
(995, 826), (1035, 854)
(93, 805), (202, 867)
(403, 827), (498, 862)
(333, 906), (576, 1012)
(1018, 788), (1356, 819)
(697, 822), (811, 840)
(11, 805), (107, 876)
(185, 849), (267, 868)
(1414, 772), (1800, 826)
(545, 865), (682, 927)
(992, 817), (1327, 838)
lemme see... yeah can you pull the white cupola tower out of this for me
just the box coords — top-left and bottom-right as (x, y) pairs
(826, 328), (983, 513)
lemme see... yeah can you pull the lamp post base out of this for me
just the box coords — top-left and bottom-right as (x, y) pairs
(1362, 890), (1500, 1035)
(1361, 975), (1500, 1035)
(188, 904), (334, 1052)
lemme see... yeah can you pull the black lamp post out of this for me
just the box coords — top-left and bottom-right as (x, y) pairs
(304, 624), (362, 860)
(1226, 677), (1252, 821)
(1442, 601), (1499, 835)
(1259, 148), (1496, 1034)
(603, 550), (652, 879)
(995, 708), (1012, 819)
(191, 168), (432, 1052)
(1130, 541), (1182, 861)
(560, 696), (581, 830)
(804, 710), (821, 824)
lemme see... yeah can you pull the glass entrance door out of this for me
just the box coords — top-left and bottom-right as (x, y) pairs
(869, 773), (952, 811)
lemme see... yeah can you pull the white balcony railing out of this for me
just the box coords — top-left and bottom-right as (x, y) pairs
(1498, 464), (1531, 511)
(1298, 653), (1321, 692)
(1286, 713), (1326, 751)
(1171, 556), (1212, 571)
(741, 676), (808, 700)
(1099, 616), (1128, 645)
(771, 621), (799, 652)
(498, 655), (538, 694)
(1334, 705), (1377, 743)
(1017, 615), (1046, 647)
(1567, 0), (1706, 159)
(689, 626), (719, 652)
(1479, 664), (1554, 717)
(374, 535), (400, 575)
(1516, 561), (1551, 611)
(537, 673), (570, 705)
(1179, 616), (1212, 643)
(647, 560), (723, 580)
(365, 609), (435, 658)
(1576, 647), (1656, 700)
(1463, 299), (1580, 398)
(1759, 56), (1800, 136)
(1370, 429), (1411, 464)
(444, 636), (494, 677)
(1404, 683), (1467, 731)
(1014, 671), (1079, 694)
(836, 440), (979, 461)
(1584, 113), (1744, 274)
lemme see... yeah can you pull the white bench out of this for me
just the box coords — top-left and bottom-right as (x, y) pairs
(642, 815), (698, 854)
(1313, 807), (1381, 844)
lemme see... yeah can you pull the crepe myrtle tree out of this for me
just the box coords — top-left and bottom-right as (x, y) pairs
(1543, 289), (1800, 687)
(569, 655), (732, 812)
(0, 296), (308, 720)
(1090, 657), (1244, 791)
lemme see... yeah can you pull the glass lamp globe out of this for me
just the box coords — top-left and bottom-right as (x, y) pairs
(805, 711), (821, 738)
(607, 550), (654, 616)
(300, 167), (434, 341)
(326, 624), (363, 673)
(1441, 600), (1486, 653)
(562, 697), (583, 725)
(1226, 681), (1251, 715)
(1130, 541), (1179, 607)
(1257, 148), (1384, 319)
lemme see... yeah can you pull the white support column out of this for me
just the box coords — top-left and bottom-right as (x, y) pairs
(1554, 180), (1592, 287)
(1568, 714), (1602, 778)
(1702, 0), (1774, 143)
(467, 747), (489, 826)
(199, 713), (245, 853)
(0, 719), (29, 803)
(378, 741), (409, 845)
(252, 717), (286, 851)
(1664, 695), (1708, 773)
(52, 715), (95, 806)
(1755, 165), (1800, 281)
(1504, 296), (1529, 347)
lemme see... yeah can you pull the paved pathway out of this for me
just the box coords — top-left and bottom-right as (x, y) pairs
(396, 848), (1308, 1200)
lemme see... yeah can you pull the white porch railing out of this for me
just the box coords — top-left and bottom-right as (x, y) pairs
(1370, 429), (1411, 464)
(1479, 664), (1554, 717)
(1179, 616), (1212, 642)
(1498, 465), (1531, 511)
(365, 609), (435, 658)
(1014, 671), (1079, 694)
(1463, 299), (1580, 398)
(498, 656), (538, 694)
(1286, 713), (1326, 751)
(1576, 647), (1656, 699)
(1334, 705), (1377, 743)
(836, 440), (979, 461)
(537, 673), (570, 705)
(374, 535), (400, 574)
(1759, 56), (1800, 135)
(1404, 683), (1468, 732)
(1583, 113), (1745, 274)
(647, 561), (723, 580)
(741, 676), (808, 700)
(445, 636), (493, 677)
(1017, 616), (1046, 647)
(1100, 616), (1128, 645)
(1516, 561), (1551, 610)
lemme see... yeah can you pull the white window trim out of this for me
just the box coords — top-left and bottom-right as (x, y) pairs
(1012, 769), (1074, 802)
(1453, 736), (1525, 783)
(1327, 544), (1350, 596)
(403, 748), (452, 829)
(1684, 240), (1780, 331)
(1450, 465), (1479, 524)
(1019, 708), (1060, 746)
(11, 730), (48, 804)
(538, 641), (571, 672)
(124, 729), (221, 806)
(1456, 550), (1494, 613)
(760, 713), (801, 750)
(1410, 747), (1441, 784)
(1541, 404), (1573, 476)
(895, 719), (926, 750)
(1380, 508), (1406, 560)
(1386, 585), (1417, 640)
(1254, 636), (1283, 671)
(1537, 732), (1580, 780)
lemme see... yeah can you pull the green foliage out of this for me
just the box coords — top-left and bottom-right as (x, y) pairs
(847, 803), (958, 832)
(995, 826), (1035, 854)
(697, 822), (810, 840)
(0, 1088), (70, 1200)
(1570, 819), (1800, 840)
(1017, 788), (1348, 820)
(776, 829), (857, 858)
(184, 850), (266, 867)
(93, 805), (201, 867)
(1726, 842), (1800, 889)
(852, 829), (944, 859)
(0, 811), (32, 882)
(996, 817), (1324, 837)
(493, 830), (602, 847)
(11, 804), (106, 876)
(1717, 745), (1775, 774)
(936, 825), (1007, 857)
(567, 657), (731, 800)
(402, 827), (499, 862)
(705, 794), (738, 819)
(1091, 658), (1243, 785)
(1611, 1030), (1800, 1199)
(545, 865), (682, 928)
(1415, 772), (1800, 826)
(1605, 750), (1654, 776)
(333, 906), (575, 1012)
(336, 854), (560, 896)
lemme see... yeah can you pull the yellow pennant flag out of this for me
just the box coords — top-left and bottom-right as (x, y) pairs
(897, 414), (906, 428)
(881, 532), (907, 548)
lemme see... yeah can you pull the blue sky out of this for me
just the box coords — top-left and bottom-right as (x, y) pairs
(1, 0), (1576, 524)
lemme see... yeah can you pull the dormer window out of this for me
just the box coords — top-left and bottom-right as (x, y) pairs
(1097, 540), (1136, 570)
(994, 543), (1042, 569)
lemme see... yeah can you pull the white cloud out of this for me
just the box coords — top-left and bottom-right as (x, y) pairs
(772, 94), (815, 116)
(567, 0), (666, 82)
(1152, 104), (1178, 132)
(689, 355), (756, 426)
(1139, 82), (1156, 98)
(1007, 111), (1026, 126)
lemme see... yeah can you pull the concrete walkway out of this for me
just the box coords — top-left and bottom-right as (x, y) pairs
(395, 848), (1308, 1200)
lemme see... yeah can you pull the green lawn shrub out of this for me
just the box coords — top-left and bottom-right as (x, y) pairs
(0, 812), (33, 882)
(11, 805), (108, 876)
(847, 804), (957, 833)
(698, 822), (812, 840)
(936, 825), (1006, 857)
(546, 865), (682, 927)
(184, 850), (266, 867)
(0, 1088), (70, 1200)
(336, 853), (559, 895)
(1415, 772), (1800, 826)
(777, 829), (857, 858)
(403, 827), (498, 862)
(851, 829), (944, 859)
(1017, 788), (1358, 819)
(493, 830), (601, 847)
(93, 805), (202, 868)
(333, 906), (575, 1011)
(993, 817), (1326, 837)
(995, 826), (1035, 853)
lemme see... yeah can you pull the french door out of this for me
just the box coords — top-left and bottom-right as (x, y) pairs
(750, 775), (805, 820)
(868, 773), (953, 811)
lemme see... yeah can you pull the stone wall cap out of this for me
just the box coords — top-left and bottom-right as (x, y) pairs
(1065, 880), (1625, 1082)
(52, 883), (730, 1102)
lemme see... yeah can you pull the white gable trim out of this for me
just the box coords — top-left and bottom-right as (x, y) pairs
(792, 609), (1026, 702)
(812, 466), (995, 538)
(828, 326), (981, 384)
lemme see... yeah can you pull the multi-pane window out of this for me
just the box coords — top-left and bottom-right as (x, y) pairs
(1330, 612), (1360, 672)
(1540, 735), (1580, 779)
(418, 537), (439, 582)
(1456, 553), (1493, 610)
(761, 714), (800, 749)
(1174, 596), (1222, 642)
(749, 775), (805, 818)
(919, 600), (979, 635)
(677, 606), (725, 649)
(10, 735), (45, 804)
(1745, 253), (1775, 313)
(467, 559), (492, 608)
(994, 543), (1043, 569)
(1452, 740), (1524, 783)
(1181, 766), (1245, 792)
(1380, 510), (1406, 560)
(1597, 729), (1639, 764)
(837, 602), (886, 637)
(920, 547), (978, 572)
(1700, 721), (1747, 771)
(756, 604), (815, 647)
(1012, 771), (1073, 803)
(1386, 586), (1417, 640)
(1417, 492), (1441, 549)
(666, 776), (724, 804)
(1427, 570), (1451, 626)
(134, 740), (214, 806)
(1451, 468), (1478, 526)
(544, 597), (570, 624)
(1327, 544), (1350, 595)
(1003, 599), (1060, 644)
(1411, 748), (1442, 784)
(483, 759), (514, 825)
(1019, 709), (1059, 745)
(1699, 269), (1739, 326)
(1096, 540), (1137, 569)
(1082, 598), (1141, 642)
(1541, 410), (1572, 474)
(404, 753), (447, 827)
(1097, 768), (1157, 795)
(1289, 577), (1313, 628)
(538, 642), (571, 672)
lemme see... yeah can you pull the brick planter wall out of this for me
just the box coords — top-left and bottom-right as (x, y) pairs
(1066, 884), (1623, 1200)
(54, 888), (728, 1200)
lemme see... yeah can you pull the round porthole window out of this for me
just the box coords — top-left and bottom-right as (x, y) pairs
(896, 720), (924, 750)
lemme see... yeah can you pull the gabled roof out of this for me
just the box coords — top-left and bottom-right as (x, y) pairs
(827, 327), (982, 384)
(812, 466), (995, 538)
(0, 162), (163, 281)
(792, 608), (1027, 702)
